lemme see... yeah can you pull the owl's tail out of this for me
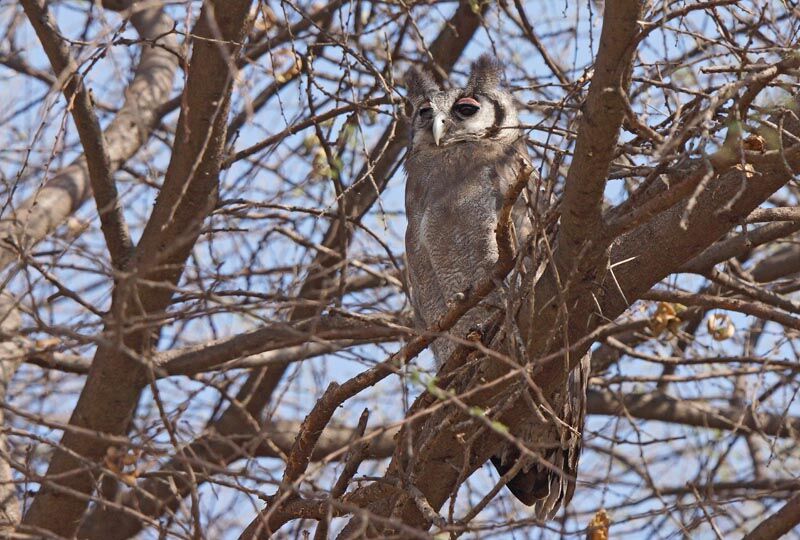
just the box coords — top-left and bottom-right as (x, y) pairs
(491, 353), (591, 520)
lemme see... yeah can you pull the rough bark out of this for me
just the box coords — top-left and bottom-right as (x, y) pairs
(0, 295), (22, 533)
(742, 493), (800, 540)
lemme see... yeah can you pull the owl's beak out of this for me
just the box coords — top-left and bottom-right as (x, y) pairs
(432, 112), (446, 146)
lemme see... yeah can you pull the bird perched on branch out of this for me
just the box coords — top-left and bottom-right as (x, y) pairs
(403, 54), (589, 519)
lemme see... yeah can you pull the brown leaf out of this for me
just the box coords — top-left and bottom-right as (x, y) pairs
(274, 53), (302, 83)
(587, 508), (610, 540)
(707, 313), (735, 341)
(466, 328), (482, 342)
(34, 337), (60, 349)
(649, 302), (683, 337)
(104, 446), (123, 474)
(253, 5), (277, 32)
(120, 472), (139, 487)
(104, 446), (141, 481)
(732, 162), (756, 179)
(743, 134), (766, 153)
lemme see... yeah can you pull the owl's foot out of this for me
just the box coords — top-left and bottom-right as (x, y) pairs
(466, 322), (484, 342)
(446, 291), (467, 307)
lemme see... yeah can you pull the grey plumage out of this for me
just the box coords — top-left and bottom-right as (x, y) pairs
(403, 54), (589, 519)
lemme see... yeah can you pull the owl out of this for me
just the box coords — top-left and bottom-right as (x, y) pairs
(403, 55), (590, 519)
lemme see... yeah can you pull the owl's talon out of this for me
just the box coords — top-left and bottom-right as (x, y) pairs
(466, 323), (484, 342)
(447, 292), (466, 307)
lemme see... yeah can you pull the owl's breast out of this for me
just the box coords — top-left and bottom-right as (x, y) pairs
(404, 141), (529, 364)
(406, 158), (503, 302)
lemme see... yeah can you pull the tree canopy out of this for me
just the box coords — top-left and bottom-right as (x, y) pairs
(0, 1), (799, 538)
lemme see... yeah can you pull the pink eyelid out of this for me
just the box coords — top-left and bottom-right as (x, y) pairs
(456, 97), (480, 107)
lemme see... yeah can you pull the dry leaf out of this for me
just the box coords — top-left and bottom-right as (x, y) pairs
(66, 217), (90, 238)
(587, 509), (610, 540)
(34, 337), (60, 349)
(649, 302), (683, 336)
(732, 162), (756, 179)
(104, 446), (142, 483)
(104, 446), (123, 474)
(466, 328), (482, 342)
(577, 68), (594, 86)
(743, 134), (766, 153)
(120, 472), (139, 487)
(274, 53), (302, 83)
(253, 5), (277, 32)
(707, 313), (735, 341)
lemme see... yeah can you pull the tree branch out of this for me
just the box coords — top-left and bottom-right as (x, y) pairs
(0, 295), (22, 533)
(587, 389), (800, 438)
(641, 289), (800, 330)
(742, 493), (800, 540)
(76, 5), (488, 536)
(0, 3), (178, 271)
(556, 0), (642, 260)
(20, 2), (254, 536)
(335, 2), (800, 533)
(679, 221), (800, 274)
(20, 0), (132, 268)
(245, 156), (532, 537)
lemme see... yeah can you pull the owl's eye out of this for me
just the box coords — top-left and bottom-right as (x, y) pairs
(418, 106), (433, 121)
(454, 97), (480, 117)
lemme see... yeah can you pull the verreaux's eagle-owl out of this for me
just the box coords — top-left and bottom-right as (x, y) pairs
(403, 54), (589, 519)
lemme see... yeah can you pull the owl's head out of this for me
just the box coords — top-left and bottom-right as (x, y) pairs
(404, 54), (521, 149)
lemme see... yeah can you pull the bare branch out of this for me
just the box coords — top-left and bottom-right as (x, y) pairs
(20, 0), (132, 268)
(0, 3), (178, 271)
(742, 493), (800, 540)
(20, 2), (254, 535)
(557, 0), (642, 258)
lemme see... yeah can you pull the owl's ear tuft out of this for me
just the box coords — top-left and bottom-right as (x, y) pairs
(466, 54), (504, 93)
(404, 66), (439, 102)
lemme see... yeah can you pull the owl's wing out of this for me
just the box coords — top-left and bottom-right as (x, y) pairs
(493, 137), (545, 253)
(491, 353), (591, 518)
(405, 231), (444, 330)
(489, 138), (592, 516)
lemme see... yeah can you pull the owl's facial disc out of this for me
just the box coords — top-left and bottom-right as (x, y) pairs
(430, 97), (482, 145)
(412, 88), (514, 148)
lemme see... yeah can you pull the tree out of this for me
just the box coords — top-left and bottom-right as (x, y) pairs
(0, 0), (798, 538)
